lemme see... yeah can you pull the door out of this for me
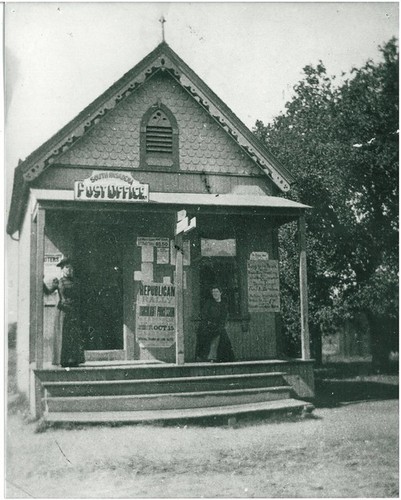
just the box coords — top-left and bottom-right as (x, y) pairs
(75, 225), (124, 351)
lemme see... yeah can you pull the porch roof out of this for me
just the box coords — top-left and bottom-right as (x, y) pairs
(31, 189), (311, 210)
(150, 192), (311, 209)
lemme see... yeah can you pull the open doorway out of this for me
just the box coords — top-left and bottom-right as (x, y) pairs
(75, 225), (124, 351)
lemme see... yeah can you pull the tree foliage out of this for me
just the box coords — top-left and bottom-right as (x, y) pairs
(254, 39), (399, 368)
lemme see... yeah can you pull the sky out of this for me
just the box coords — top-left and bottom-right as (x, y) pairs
(4, 1), (399, 321)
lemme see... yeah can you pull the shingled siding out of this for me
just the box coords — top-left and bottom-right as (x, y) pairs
(57, 72), (262, 177)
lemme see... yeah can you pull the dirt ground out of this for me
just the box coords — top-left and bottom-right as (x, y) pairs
(6, 392), (399, 498)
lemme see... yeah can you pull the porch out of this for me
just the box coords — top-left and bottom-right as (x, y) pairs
(29, 192), (314, 423)
(34, 359), (314, 424)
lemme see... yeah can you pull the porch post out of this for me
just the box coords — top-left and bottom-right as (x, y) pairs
(175, 232), (185, 365)
(31, 207), (45, 418)
(35, 207), (46, 369)
(298, 212), (310, 360)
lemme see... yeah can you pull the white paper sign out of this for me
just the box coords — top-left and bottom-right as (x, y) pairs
(157, 247), (170, 264)
(247, 260), (280, 312)
(141, 262), (154, 282)
(137, 237), (169, 248)
(134, 270), (143, 281)
(136, 283), (176, 348)
(142, 246), (154, 262)
(44, 254), (63, 305)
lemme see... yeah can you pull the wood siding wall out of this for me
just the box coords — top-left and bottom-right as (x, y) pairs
(42, 208), (282, 363)
(35, 167), (275, 197)
(17, 198), (32, 395)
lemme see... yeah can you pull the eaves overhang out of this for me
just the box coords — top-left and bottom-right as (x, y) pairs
(30, 189), (311, 209)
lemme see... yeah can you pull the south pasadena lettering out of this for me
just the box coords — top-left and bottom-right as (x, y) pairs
(75, 172), (148, 201)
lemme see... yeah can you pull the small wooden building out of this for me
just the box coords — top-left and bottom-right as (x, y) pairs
(7, 42), (314, 423)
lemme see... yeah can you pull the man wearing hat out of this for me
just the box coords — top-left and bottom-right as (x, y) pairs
(44, 257), (85, 367)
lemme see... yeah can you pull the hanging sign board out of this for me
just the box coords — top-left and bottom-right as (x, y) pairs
(135, 282), (176, 348)
(74, 171), (149, 203)
(247, 260), (280, 312)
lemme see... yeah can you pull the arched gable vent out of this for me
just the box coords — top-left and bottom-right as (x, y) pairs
(140, 104), (179, 170)
(146, 109), (173, 154)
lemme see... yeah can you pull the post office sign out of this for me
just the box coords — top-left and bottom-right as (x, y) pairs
(74, 171), (149, 203)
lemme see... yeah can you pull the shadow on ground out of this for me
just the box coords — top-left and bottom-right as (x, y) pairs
(314, 378), (399, 408)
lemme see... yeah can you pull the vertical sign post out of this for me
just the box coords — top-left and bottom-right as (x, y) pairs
(35, 207), (46, 418)
(174, 210), (196, 365)
(175, 231), (184, 365)
(35, 207), (46, 370)
(298, 213), (310, 360)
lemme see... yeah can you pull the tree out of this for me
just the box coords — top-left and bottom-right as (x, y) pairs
(255, 39), (399, 370)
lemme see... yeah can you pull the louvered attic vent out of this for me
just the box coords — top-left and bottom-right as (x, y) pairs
(146, 110), (173, 154)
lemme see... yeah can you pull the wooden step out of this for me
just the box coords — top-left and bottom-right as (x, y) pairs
(44, 398), (314, 423)
(45, 386), (292, 412)
(84, 350), (126, 361)
(43, 372), (287, 397)
(35, 360), (292, 383)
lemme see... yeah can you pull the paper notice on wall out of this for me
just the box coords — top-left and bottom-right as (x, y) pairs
(141, 262), (154, 282)
(157, 246), (170, 264)
(134, 270), (143, 281)
(137, 237), (169, 248)
(142, 245), (154, 262)
(247, 259), (280, 312)
(135, 282), (176, 348)
(44, 253), (63, 305)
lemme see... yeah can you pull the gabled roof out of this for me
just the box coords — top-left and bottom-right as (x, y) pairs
(7, 41), (295, 235)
